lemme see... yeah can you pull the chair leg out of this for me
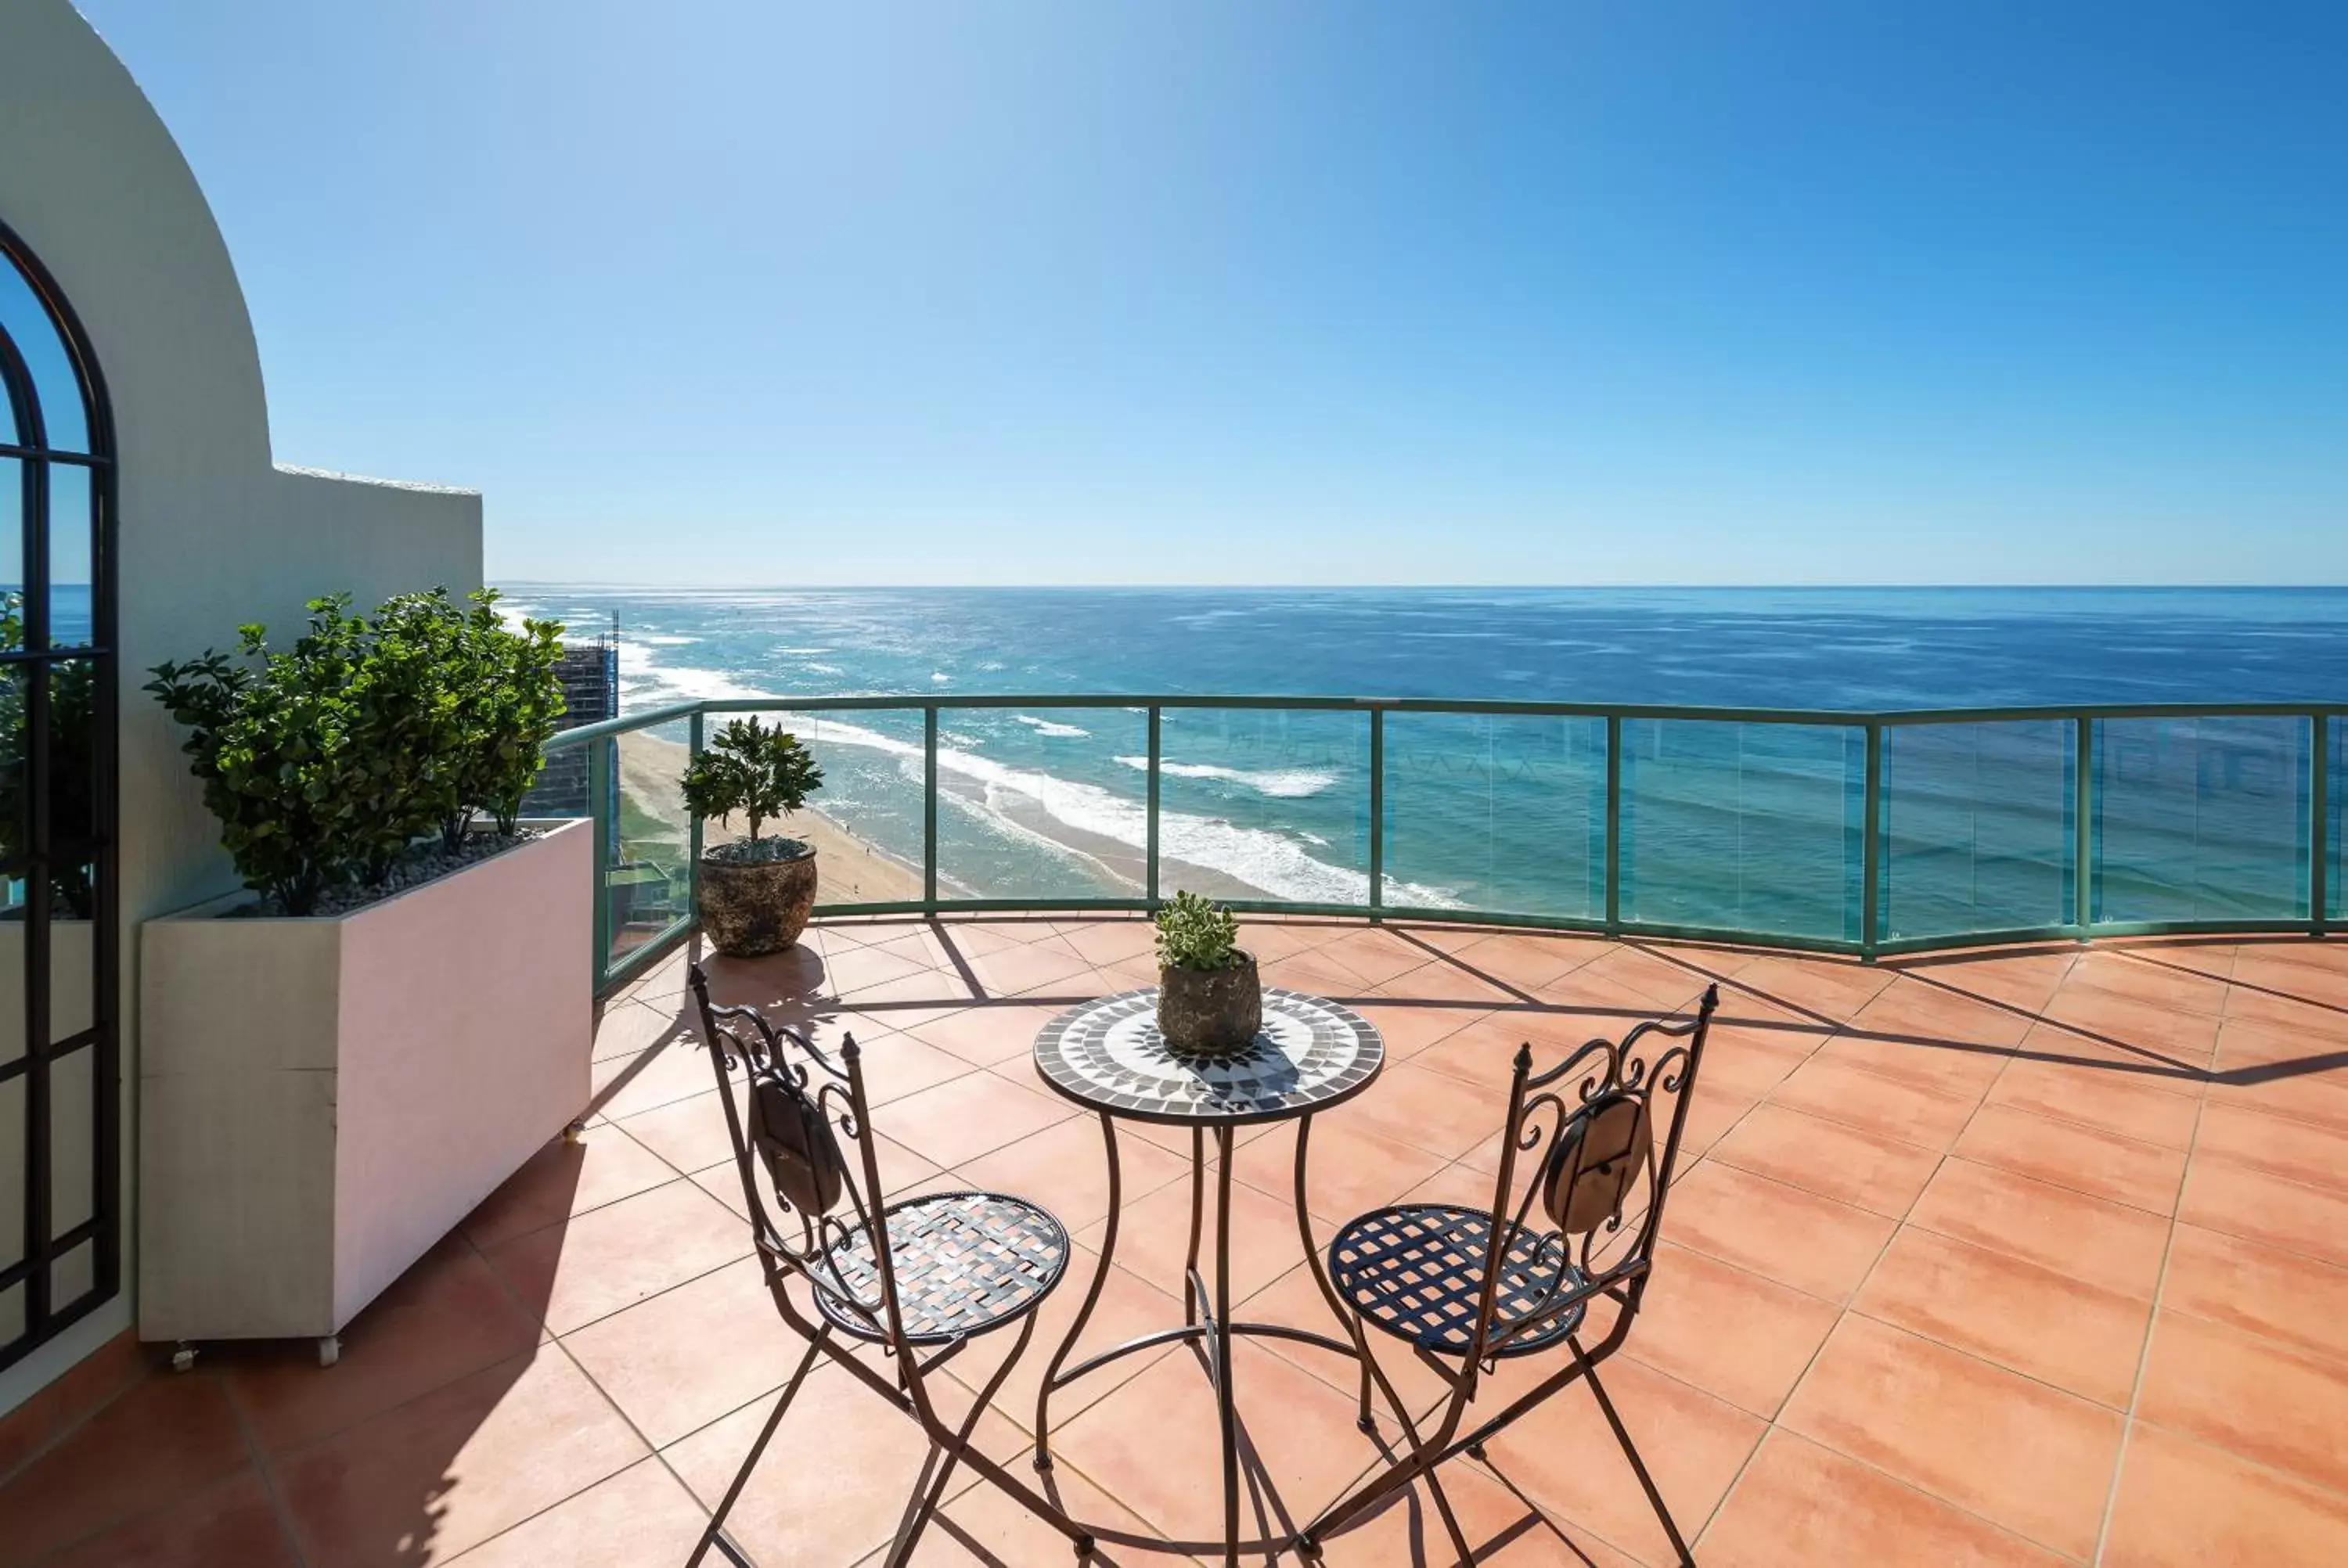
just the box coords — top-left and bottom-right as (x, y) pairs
(687, 1329), (829, 1566)
(882, 1316), (1040, 1568)
(1583, 1359), (1694, 1568)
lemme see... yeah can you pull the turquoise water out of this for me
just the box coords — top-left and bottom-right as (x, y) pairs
(503, 586), (2348, 939)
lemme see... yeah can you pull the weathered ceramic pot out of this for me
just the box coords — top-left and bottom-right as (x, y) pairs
(1156, 951), (1262, 1055)
(698, 840), (819, 957)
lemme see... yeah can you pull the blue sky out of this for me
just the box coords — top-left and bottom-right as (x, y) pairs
(77, 1), (2348, 584)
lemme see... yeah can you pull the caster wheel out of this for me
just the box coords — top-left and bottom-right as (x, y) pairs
(562, 1120), (587, 1146)
(1465, 1441), (1487, 1461)
(1356, 1415), (1377, 1435)
(1034, 1452), (1053, 1474)
(170, 1343), (198, 1373)
(1295, 1535), (1323, 1562)
(318, 1335), (342, 1368)
(1071, 1534), (1094, 1560)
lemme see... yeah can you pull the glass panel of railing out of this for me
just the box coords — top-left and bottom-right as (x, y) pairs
(930, 705), (1145, 903)
(606, 716), (693, 969)
(1158, 707), (1370, 909)
(1619, 719), (1862, 941)
(1380, 711), (1607, 919)
(1881, 720), (2073, 942)
(730, 707), (932, 908)
(2332, 717), (2346, 925)
(2094, 715), (2310, 925)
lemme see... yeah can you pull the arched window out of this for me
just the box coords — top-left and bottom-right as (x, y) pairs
(0, 220), (116, 1370)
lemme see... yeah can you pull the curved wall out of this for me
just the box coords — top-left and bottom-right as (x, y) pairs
(0, 0), (483, 1411)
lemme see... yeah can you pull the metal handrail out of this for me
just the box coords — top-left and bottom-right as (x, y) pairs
(557, 694), (2341, 992)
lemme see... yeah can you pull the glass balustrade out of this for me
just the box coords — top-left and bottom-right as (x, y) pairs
(546, 698), (2339, 991)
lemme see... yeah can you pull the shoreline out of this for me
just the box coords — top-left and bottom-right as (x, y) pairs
(614, 728), (1287, 908)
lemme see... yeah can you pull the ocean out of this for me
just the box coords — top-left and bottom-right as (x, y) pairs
(500, 587), (2348, 940)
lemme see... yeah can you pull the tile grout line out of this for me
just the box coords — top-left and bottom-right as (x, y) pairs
(1701, 957), (2089, 1561)
(2088, 1055), (2210, 1566)
(221, 1372), (319, 1568)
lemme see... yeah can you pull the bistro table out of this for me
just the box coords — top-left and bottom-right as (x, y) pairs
(1028, 987), (1386, 1564)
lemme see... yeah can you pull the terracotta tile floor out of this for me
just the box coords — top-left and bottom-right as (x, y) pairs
(9, 918), (2348, 1565)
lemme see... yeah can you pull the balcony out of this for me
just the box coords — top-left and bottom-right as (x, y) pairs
(2, 909), (2344, 1565)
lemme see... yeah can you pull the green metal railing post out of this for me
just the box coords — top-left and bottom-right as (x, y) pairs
(2073, 716), (2094, 937)
(1145, 706), (1161, 908)
(686, 709), (705, 919)
(923, 707), (939, 911)
(1604, 714), (1622, 937)
(2313, 712), (2330, 936)
(1861, 721), (1883, 960)
(588, 735), (613, 982)
(1367, 707), (1385, 919)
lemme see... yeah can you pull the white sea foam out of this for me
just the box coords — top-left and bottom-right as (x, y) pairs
(616, 637), (769, 707)
(805, 662), (844, 676)
(805, 720), (1454, 907)
(1111, 757), (1335, 799)
(635, 633), (702, 646)
(1014, 715), (1092, 739)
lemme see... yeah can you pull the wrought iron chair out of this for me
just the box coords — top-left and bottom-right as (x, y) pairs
(684, 965), (1097, 1566)
(1297, 984), (1720, 1566)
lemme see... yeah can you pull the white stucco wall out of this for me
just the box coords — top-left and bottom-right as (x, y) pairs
(0, 0), (484, 1414)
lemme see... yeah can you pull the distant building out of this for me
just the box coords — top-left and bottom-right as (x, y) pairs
(524, 635), (619, 817)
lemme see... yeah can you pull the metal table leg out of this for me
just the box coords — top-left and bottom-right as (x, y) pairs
(1032, 1109), (1374, 1561)
(1034, 1110), (1122, 1471)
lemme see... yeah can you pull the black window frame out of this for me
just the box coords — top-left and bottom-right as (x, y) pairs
(0, 215), (120, 1372)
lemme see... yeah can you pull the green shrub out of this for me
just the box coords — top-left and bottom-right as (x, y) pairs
(1154, 890), (1241, 970)
(146, 589), (567, 915)
(680, 717), (824, 844)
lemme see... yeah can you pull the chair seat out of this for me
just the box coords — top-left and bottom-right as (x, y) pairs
(819, 1190), (1069, 1343)
(1327, 1203), (1586, 1358)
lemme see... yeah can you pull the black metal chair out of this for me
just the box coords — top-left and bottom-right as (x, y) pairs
(684, 964), (1097, 1566)
(1297, 984), (1720, 1566)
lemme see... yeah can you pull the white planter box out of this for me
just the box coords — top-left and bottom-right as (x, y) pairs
(136, 818), (593, 1346)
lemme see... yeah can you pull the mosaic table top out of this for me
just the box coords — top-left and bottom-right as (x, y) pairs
(1032, 987), (1385, 1126)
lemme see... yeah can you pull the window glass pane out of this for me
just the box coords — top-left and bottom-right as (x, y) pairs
(47, 462), (92, 649)
(931, 707), (1143, 903)
(48, 1039), (93, 1237)
(0, 257), (89, 455)
(1381, 712), (1606, 919)
(49, 870), (93, 1044)
(0, 1073), (21, 1270)
(1, 459), (21, 621)
(48, 659), (96, 886)
(50, 1239), (95, 1314)
(1158, 708), (1370, 908)
(2095, 717), (2308, 924)
(1620, 720), (1861, 942)
(1882, 721), (2073, 941)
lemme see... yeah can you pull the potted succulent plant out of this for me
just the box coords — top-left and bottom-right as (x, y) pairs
(1154, 890), (1261, 1054)
(682, 717), (826, 957)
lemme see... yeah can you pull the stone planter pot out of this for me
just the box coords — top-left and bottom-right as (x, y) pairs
(138, 819), (593, 1351)
(1157, 951), (1262, 1055)
(699, 839), (819, 957)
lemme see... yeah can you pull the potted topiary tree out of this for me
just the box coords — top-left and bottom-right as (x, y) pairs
(682, 716), (826, 957)
(1154, 890), (1261, 1054)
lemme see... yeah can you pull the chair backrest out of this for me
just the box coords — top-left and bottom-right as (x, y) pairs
(686, 964), (902, 1344)
(1464, 983), (1719, 1369)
